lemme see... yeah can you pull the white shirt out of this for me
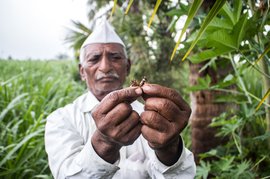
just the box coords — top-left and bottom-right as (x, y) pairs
(45, 91), (196, 179)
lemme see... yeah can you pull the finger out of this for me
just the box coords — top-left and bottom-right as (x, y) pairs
(104, 102), (133, 126)
(141, 125), (175, 149)
(116, 110), (141, 135)
(144, 97), (182, 122)
(120, 122), (142, 146)
(100, 87), (142, 114)
(140, 111), (169, 132)
(141, 84), (190, 112)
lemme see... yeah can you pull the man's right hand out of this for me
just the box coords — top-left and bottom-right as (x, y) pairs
(91, 87), (143, 163)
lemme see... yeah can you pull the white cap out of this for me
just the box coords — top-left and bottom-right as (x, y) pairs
(80, 19), (125, 63)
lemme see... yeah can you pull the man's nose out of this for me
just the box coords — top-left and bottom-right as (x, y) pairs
(98, 55), (112, 73)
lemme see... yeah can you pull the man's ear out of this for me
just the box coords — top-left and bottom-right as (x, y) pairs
(79, 64), (86, 81)
(126, 58), (131, 75)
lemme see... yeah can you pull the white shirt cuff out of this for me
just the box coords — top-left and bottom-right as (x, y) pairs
(151, 137), (186, 173)
(74, 138), (120, 176)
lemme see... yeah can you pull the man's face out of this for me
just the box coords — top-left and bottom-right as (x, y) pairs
(80, 43), (130, 101)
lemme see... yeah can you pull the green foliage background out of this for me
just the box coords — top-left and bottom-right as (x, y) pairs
(0, 60), (85, 178)
(1, 0), (270, 178)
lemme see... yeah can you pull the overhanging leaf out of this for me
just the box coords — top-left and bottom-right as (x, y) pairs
(125, 0), (134, 15)
(111, 0), (118, 18)
(64, 20), (91, 51)
(209, 29), (237, 49)
(256, 88), (270, 111)
(148, 0), (163, 28)
(170, 0), (203, 61)
(219, 2), (236, 25)
(233, 0), (242, 22)
(166, 3), (189, 17)
(182, 0), (227, 62)
(69, 20), (91, 34)
(233, 13), (248, 47)
(189, 47), (234, 64)
(255, 44), (270, 64)
(166, 8), (186, 17)
(207, 17), (233, 31)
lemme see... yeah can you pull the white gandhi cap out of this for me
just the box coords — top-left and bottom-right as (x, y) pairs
(80, 19), (126, 63)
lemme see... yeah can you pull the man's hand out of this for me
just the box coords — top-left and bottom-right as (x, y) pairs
(141, 83), (191, 166)
(91, 87), (143, 164)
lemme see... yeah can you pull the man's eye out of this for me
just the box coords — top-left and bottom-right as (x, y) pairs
(111, 55), (122, 60)
(87, 56), (99, 63)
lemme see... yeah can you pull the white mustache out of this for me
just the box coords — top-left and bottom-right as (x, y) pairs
(96, 71), (120, 80)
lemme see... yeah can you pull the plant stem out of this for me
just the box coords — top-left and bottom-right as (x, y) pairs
(229, 53), (252, 103)
(260, 59), (270, 148)
(232, 132), (242, 155)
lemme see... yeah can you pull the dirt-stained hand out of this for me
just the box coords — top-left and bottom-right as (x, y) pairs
(91, 87), (142, 163)
(141, 83), (191, 165)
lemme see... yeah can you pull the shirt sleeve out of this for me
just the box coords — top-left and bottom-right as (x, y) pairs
(146, 137), (196, 179)
(45, 107), (120, 179)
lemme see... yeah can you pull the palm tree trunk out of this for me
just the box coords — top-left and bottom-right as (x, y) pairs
(189, 59), (233, 163)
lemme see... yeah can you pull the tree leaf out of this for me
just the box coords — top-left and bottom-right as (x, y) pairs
(233, 13), (248, 47)
(170, 0), (203, 61)
(166, 8), (187, 17)
(256, 88), (270, 111)
(110, 0), (118, 18)
(148, 0), (163, 28)
(182, 0), (227, 62)
(209, 29), (237, 49)
(125, 0), (134, 15)
(189, 47), (233, 64)
(187, 75), (211, 91)
(255, 44), (270, 64)
(219, 2), (236, 25)
(233, 0), (242, 22)
(70, 20), (91, 34)
(207, 17), (233, 31)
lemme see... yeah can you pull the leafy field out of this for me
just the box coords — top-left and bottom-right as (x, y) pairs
(0, 59), (85, 178)
(1, 59), (269, 178)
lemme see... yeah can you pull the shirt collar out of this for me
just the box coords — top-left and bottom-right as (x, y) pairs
(80, 91), (100, 113)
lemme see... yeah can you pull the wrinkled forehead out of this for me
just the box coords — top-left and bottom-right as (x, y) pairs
(84, 43), (125, 54)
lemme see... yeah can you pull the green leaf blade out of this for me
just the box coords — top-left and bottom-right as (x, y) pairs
(233, 13), (248, 48)
(125, 0), (134, 15)
(182, 0), (227, 62)
(147, 0), (163, 28)
(170, 0), (203, 61)
(190, 47), (234, 64)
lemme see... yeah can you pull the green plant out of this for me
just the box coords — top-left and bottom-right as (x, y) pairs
(0, 60), (85, 178)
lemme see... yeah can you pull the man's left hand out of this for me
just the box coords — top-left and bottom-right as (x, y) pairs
(140, 83), (191, 166)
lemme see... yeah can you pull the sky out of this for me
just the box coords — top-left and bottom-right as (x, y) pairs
(0, 0), (89, 60)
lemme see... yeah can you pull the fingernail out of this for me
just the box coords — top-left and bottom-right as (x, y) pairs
(142, 85), (151, 91)
(135, 87), (142, 95)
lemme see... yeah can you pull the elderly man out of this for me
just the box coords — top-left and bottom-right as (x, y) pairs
(45, 19), (196, 178)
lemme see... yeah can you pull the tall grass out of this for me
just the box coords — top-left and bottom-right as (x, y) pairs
(0, 59), (85, 178)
